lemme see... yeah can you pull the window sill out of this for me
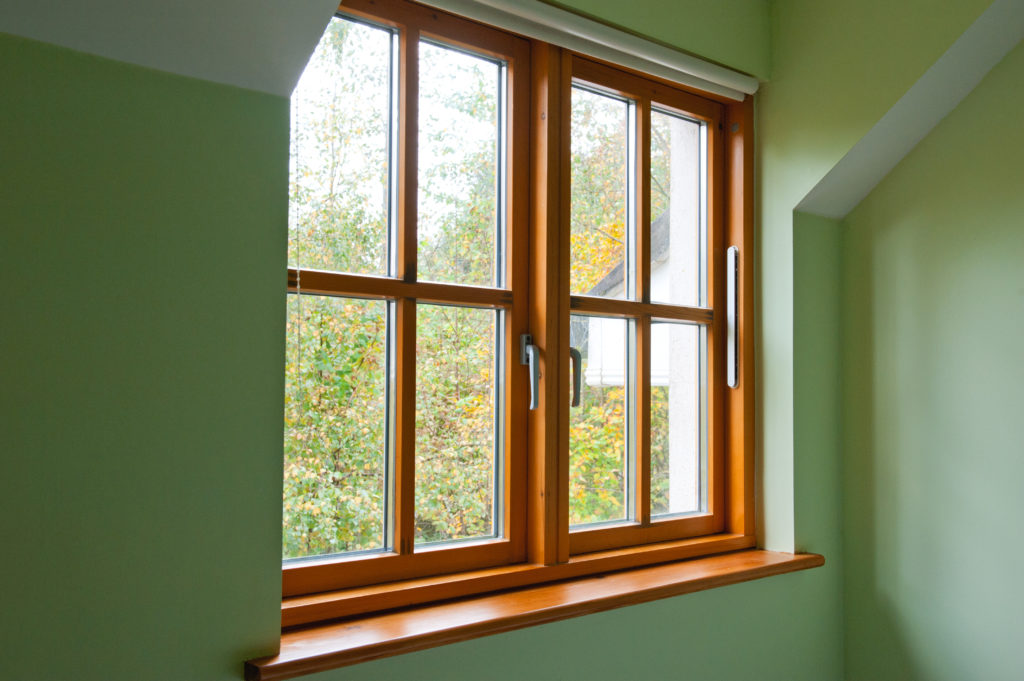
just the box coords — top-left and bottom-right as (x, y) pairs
(245, 549), (824, 681)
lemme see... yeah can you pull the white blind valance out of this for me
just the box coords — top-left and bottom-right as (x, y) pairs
(413, 0), (759, 100)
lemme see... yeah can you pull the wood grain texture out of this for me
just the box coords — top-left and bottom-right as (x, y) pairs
(571, 56), (723, 123)
(283, 0), (756, 615)
(286, 269), (512, 308)
(282, 532), (752, 627)
(526, 43), (566, 566)
(569, 295), (713, 323)
(724, 95), (754, 537)
(251, 550), (823, 680)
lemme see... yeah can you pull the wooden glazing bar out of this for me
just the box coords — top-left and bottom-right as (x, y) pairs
(570, 295), (712, 324)
(635, 97), (652, 527)
(571, 56), (722, 123)
(555, 51), (574, 564)
(393, 298), (417, 555)
(569, 513), (717, 555)
(705, 92), (727, 534)
(636, 317), (651, 526)
(398, 25), (418, 281)
(636, 98), (651, 304)
(283, 536), (517, 598)
(501, 30), (532, 561)
(287, 269), (512, 308)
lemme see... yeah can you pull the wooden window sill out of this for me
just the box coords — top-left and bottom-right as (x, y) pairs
(245, 549), (824, 681)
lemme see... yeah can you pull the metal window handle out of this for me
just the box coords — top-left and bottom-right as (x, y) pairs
(520, 334), (539, 410)
(569, 347), (582, 407)
(727, 246), (739, 388)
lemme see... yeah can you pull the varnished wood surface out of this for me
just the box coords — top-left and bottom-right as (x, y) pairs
(724, 95), (755, 537)
(526, 42), (567, 566)
(569, 295), (713, 323)
(571, 56), (722, 123)
(282, 0), (757, 627)
(287, 0), (534, 594)
(288, 268), (512, 308)
(283, 533), (751, 627)
(250, 550), (823, 680)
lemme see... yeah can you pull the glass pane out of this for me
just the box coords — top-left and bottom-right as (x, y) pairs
(571, 87), (631, 299)
(283, 295), (389, 559)
(289, 17), (393, 276)
(569, 315), (632, 526)
(418, 41), (504, 287)
(650, 110), (704, 307)
(415, 304), (499, 544)
(650, 321), (706, 517)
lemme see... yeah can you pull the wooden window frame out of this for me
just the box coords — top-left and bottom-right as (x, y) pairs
(283, 0), (532, 596)
(279, 0), (756, 628)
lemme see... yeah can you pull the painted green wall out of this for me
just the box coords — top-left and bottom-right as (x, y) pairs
(761, 4), (993, 678)
(0, 33), (288, 679)
(550, 0), (771, 79)
(3, 0), (1013, 678)
(0, 19), (840, 681)
(759, 0), (991, 553)
(841, 39), (1024, 681)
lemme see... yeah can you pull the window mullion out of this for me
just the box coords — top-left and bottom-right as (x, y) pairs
(636, 98), (652, 526)
(393, 26), (419, 556)
(393, 298), (417, 554)
(397, 26), (419, 283)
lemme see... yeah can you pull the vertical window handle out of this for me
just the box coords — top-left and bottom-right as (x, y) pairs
(520, 334), (539, 410)
(727, 246), (739, 388)
(569, 347), (582, 407)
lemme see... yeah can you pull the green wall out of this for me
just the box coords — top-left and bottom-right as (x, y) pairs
(0, 20), (841, 681)
(551, 0), (771, 79)
(759, 0), (991, 554)
(0, 33), (288, 680)
(840, 39), (1024, 681)
(3, 0), (1015, 678)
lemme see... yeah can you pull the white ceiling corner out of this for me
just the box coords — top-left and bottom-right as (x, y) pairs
(0, 0), (340, 96)
(797, 0), (1024, 221)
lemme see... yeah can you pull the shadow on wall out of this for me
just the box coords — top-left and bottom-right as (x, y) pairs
(840, 221), (922, 680)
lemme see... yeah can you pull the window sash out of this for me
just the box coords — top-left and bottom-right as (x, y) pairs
(282, 0), (753, 601)
(563, 55), (726, 556)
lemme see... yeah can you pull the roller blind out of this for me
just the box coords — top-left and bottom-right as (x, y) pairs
(412, 0), (759, 100)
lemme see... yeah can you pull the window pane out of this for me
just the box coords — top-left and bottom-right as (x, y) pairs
(571, 87), (631, 299)
(283, 294), (389, 560)
(418, 42), (504, 287)
(650, 321), (706, 517)
(289, 17), (393, 276)
(650, 110), (704, 307)
(569, 315), (632, 526)
(415, 304), (499, 544)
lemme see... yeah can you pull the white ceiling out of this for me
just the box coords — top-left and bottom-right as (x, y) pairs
(0, 0), (339, 96)
(798, 0), (1024, 219)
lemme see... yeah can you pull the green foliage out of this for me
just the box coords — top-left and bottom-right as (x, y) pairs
(570, 87), (627, 295)
(569, 383), (627, 524)
(283, 296), (387, 558)
(414, 305), (495, 543)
